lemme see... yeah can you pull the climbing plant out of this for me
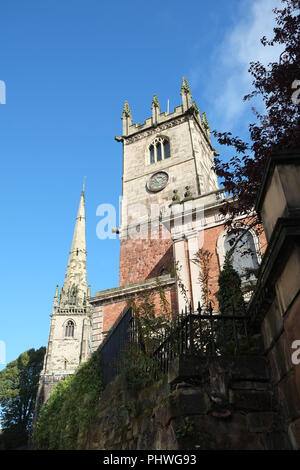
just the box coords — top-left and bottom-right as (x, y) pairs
(33, 350), (103, 450)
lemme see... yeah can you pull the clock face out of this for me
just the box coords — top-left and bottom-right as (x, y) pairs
(147, 171), (169, 192)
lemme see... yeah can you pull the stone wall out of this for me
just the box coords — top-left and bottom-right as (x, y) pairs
(250, 148), (300, 449)
(83, 355), (290, 450)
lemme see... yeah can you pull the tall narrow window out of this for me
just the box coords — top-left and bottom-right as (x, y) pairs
(150, 145), (155, 164)
(65, 320), (74, 337)
(163, 140), (170, 158)
(156, 142), (162, 161)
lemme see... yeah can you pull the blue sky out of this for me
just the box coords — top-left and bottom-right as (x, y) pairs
(0, 0), (281, 369)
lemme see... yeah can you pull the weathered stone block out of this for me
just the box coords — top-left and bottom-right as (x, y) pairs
(262, 297), (283, 351)
(229, 390), (273, 411)
(246, 412), (278, 433)
(173, 388), (211, 416)
(216, 356), (270, 382)
(277, 371), (300, 422)
(168, 355), (208, 385)
(267, 333), (292, 384)
(231, 381), (270, 391)
(260, 431), (291, 450)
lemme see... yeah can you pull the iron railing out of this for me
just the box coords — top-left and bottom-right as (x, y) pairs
(98, 302), (259, 387)
(99, 307), (134, 387)
(151, 303), (256, 374)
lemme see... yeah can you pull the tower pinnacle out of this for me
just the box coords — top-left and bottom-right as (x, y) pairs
(151, 94), (160, 124)
(121, 101), (133, 136)
(180, 76), (192, 111)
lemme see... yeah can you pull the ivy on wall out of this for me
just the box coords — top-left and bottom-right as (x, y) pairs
(33, 351), (103, 450)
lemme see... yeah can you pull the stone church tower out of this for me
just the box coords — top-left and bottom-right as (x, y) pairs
(36, 185), (92, 408)
(90, 77), (265, 349)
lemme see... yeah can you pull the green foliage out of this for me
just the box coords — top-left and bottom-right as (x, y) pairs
(216, 255), (263, 356)
(0, 347), (45, 449)
(193, 248), (213, 307)
(33, 351), (103, 450)
(218, 253), (245, 315)
(119, 343), (163, 391)
(175, 417), (195, 439)
(128, 280), (173, 354)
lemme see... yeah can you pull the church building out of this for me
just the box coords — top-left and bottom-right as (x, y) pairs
(37, 78), (266, 408)
(90, 78), (266, 351)
(36, 185), (92, 406)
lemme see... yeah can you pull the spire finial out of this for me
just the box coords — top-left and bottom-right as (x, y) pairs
(53, 284), (60, 309)
(180, 77), (192, 111)
(82, 176), (86, 194)
(121, 101), (133, 136)
(192, 100), (201, 120)
(122, 100), (132, 120)
(202, 112), (211, 143)
(151, 93), (160, 125)
(152, 94), (160, 110)
(181, 77), (191, 95)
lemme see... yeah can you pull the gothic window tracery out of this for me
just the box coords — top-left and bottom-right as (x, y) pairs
(149, 137), (170, 164)
(65, 320), (74, 337)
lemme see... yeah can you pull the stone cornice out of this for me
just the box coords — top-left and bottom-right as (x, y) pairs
(256, 147), (300, 213)
(248, 216), (300, 323)
(89, 274), (175, 306)
(124, 114), (187, 145)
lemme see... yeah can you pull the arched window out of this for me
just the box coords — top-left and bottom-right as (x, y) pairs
(65, 320), (74, 337)
(224, 230), (259, 281)
(149, 137), (170, 164)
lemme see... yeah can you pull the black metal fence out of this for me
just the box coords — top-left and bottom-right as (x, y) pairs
(99, 302), (259, 387)
(151, 303), (254, 374)
(99, 307), (134, 387)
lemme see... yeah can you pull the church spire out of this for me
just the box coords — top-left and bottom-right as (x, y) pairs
(59, 186), (87, 308)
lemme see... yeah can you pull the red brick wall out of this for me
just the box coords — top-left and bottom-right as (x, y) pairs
(119, 228), (173, 286)
(102, 287), (178, 340)
(102, 301), (128, 336)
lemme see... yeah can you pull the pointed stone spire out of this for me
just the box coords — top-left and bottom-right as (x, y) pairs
(59, 186), (87, 308)
(180, 77), (192, 111)
(121, 100), (133, 136)
(151, 94), (160, 125)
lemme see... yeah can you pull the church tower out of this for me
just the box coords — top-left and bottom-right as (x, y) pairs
(36, 185), (92, 406)
(90, 78), (224, 349)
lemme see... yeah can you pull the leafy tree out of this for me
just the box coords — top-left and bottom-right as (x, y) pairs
(0, 347), (45, 449)
(213, 0), (300, 230)
(218, 253), (245, 316)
